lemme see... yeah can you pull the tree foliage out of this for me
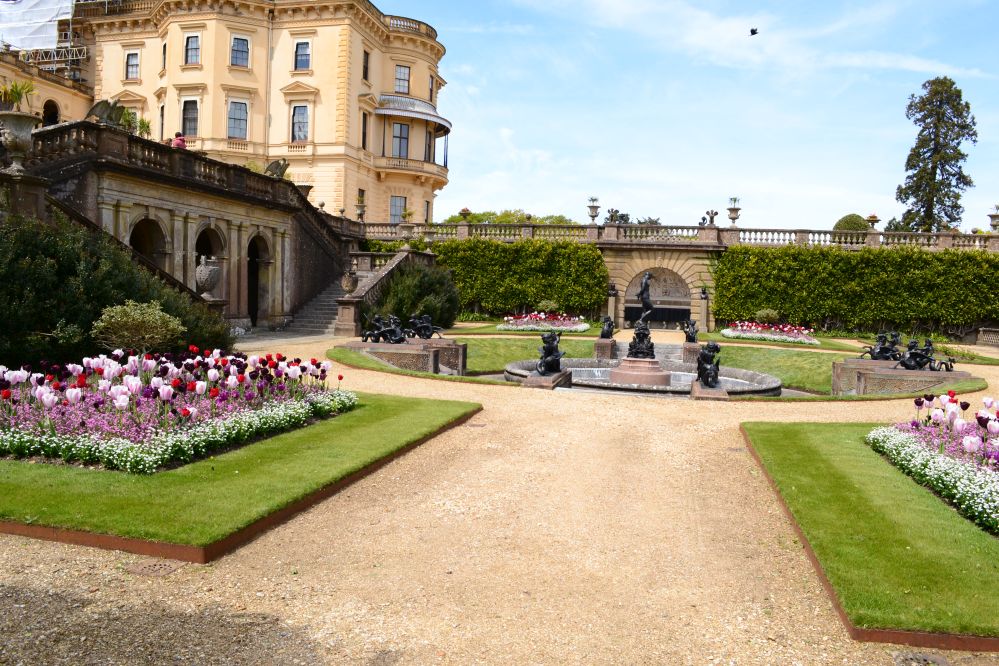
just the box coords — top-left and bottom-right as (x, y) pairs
(713, 245), (999, 334)
(439, 209), (581, 225)
(0, 213), (233, 365)
(895, 77), (978, 232)
(370, 262), (459, 328)
(833, 214), (869, 231)
(433, 238), (608, 315)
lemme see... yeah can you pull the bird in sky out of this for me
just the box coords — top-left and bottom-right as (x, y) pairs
(750, 28), (759, 36)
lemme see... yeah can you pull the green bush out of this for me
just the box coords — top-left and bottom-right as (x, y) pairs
(833, 214), (869, 231)
(535, 299), (560, 313)
(754, 308), (780, 324)
(0, 213), (233, 365)
(713, 245), (999, 334)
(433, 238), (608, 315)
(91, 300), (186, 351)
(359, 238), (428, 253)
(370, 262), (459, 328)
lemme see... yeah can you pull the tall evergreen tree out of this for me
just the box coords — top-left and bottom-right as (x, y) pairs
(895, 77), (977, 232)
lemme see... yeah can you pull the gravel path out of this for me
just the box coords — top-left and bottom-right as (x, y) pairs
(3, 335), (999, 665)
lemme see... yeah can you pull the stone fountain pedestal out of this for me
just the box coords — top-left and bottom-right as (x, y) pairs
(522, 369), (572, 390)
(608, 357), (671, 387)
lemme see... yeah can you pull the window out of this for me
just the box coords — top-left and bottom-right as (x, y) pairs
(291, 105), (309, 142)
(228, 101), (248, 139)
(361, 111), (368, 150)
(161, 42), (166, 70)
(429, 75), (434, 101)
(390, 196), (406, 224)
(424, 129), (432, 161)
(394, 65), (410, 94)
(231, 37), (249, 67)
(424, 200), (431, 223)
(294, 41), (310, 70)
(362, 50), (370, 80)
(159, 104), (164, 140)
(358, 188), (365, 204)
(182, 99), (198, 136)
(184, 35), (200, 65)
(125, 51), (139, 80)
(392, 122), (409, 158)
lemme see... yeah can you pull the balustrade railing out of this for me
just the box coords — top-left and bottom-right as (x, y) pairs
(356, 222), (999, 253)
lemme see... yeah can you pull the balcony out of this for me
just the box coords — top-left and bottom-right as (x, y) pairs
(376, 95), (451, 136)
(373, 156), (448, 185)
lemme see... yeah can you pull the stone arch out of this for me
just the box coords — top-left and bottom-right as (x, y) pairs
(602, 248), (716, 331)
(195, 225), (226, 262)
(246, 233), (272, 328)
(128, 218), (168, 271)
(42, 99), (59, 126)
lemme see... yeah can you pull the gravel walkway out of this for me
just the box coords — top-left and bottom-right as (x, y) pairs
(3, 335), (999, 665)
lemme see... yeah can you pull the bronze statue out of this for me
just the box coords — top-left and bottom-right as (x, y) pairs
(406, 313), (443, 339)
(895, 338), (954, 372)
(627, 316), (655, 359)
(682, 319), (698, 343)
(361, 314), (407, 344)
(637, 271), (653, 318)
(860, 332), (902, 361)
(599, 315), (615, 339)
(264, 158), (290, 178)
(697, 341), (721, 388)
(537, 332), (565, 375)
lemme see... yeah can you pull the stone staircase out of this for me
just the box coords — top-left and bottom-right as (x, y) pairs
(286, 282), (347, 335)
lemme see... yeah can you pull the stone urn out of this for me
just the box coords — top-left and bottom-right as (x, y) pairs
(989, 213), (999, 232)
(0, 111), (40, 173)
(195, 255), (223, 299)
(340, 271), (358, 293)
(726, 206), (741, 226)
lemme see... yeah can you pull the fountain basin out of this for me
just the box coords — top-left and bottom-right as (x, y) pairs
(504, 358), (781, 397)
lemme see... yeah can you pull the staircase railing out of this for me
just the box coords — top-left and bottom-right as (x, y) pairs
(333, 249), (436, 336)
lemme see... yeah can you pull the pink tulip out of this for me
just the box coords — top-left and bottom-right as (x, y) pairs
(65, 388), (82, 404)
(195, 381), (207, 396)
(207, 369), (220, 382)
(984, 397), (995, 409)
(150, 377), (163, 389)
(98, 380), (111, 393)
(962, 435), (981, 453)
(40, 393), (58, 409)
(226, 376), (239, 389)
(931, 408), (945, 423)
(113, 395), (130, 410)
(953, 418), (967, 432)
(124, 376), (142, 395)
(158, 386), (174, 401)
(988, 420), (999, 436)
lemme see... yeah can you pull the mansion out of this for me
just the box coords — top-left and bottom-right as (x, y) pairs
(3, 0), (451, 223)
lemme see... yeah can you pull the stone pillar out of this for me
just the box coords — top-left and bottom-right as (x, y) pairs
(183, 214), (198, 287)
(273, 229), (288, 325)
(697, 225), (720, 244)
(795, 231), (809, 245)
(1, 173), (49, 222)
(937, 233), (954, 249)
(865, 230), (881, 247)
(97, 197), (115, 236)
(170, 211), (186, 281)
(228, 222), (246, 320)
(457, 222), (469, 239)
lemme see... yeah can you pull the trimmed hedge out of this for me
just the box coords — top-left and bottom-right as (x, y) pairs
(713, 245), (999, 332)
(433, 238), (608, 315)
(0, 213), (233, 365)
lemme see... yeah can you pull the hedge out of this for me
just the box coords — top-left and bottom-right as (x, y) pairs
(368, 261), (459, 328)
(432, 238), (608, 315)
(712, 245), (999, 333)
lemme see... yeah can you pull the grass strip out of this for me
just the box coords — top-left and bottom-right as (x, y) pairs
(453, 336), (595, 374)
(718, 346), (854, 393)
(736, 378), (988, 402)
(0, 393), (479, 546)
(744, 421), (999, 636)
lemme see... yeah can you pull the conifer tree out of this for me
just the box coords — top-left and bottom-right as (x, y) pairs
(895, 77), (977, 232)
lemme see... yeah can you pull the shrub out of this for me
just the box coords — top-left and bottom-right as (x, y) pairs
(433, 238), (608, 315)
(833, 213), (869, 231)
(91, 300), (186, 351)
(754, 308), (780, 324)
(535, 299), (560, 313)
(371, 261), (459, 327)
(0, 212), (233, 365)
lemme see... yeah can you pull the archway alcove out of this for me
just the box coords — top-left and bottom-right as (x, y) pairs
(42, 100), (59, 126)
(195, 227), (225, 263)
(623, 267), (692, 326)
(128, 218), (167, 270)
(247, 235), (271, 328)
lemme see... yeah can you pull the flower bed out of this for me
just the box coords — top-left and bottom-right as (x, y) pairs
(866, 392), (999, 534)
(720, 321), (818, 345)
(0, 348), (357, 474)
(496, 312), (590, 333)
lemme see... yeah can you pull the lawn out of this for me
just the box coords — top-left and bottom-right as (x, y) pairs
(719, 346), (853, 393)
(328, 346), (511, 385)
(453, 336), (595, 374)
(744, 421), (999, 636)
(0, 393), (479, 546)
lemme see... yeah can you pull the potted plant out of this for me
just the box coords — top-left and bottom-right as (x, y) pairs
(989, 205), (999, 232)
(727, 197), (741, 225)
(459, 206), (471, 221)
(399, 208), (415, 237)
(0, 80), (39, 173)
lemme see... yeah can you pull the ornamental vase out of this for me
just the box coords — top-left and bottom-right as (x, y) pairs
(0, 111), (40, 173)
(195, 256), (223, 298)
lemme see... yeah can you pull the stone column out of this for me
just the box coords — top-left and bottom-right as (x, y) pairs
(170, 211), (186, 281)
(274, 229), (288, 325)
(228, 222), (246, 321)
(97, 197), (115, 236)
(183, 214), (198, 288)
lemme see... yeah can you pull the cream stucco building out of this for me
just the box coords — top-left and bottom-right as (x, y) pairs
(71, 0), (450, 223)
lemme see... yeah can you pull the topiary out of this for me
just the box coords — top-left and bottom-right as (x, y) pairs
(833, 213), (869, 231)
(91, 300), (186, 351)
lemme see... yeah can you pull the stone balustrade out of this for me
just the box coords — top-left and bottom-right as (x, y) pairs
(360, 221), (999, 251)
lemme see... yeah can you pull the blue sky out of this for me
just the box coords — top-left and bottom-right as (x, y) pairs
(387, 0), (997, 230)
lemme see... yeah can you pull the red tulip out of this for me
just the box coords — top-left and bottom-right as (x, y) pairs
(187, 381), (197, 392)
(171, 378), (182, 388)
(209, 387), (220, 398)
(189, 345), (199, 354)
(338, 374), (344, 381)
(1, 389), (11, 400)
(948, 390), (957, 398)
